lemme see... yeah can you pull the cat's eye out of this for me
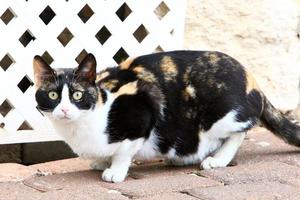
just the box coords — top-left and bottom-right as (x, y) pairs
(48, 91), (58, 100)
(73, 91), (83, 100)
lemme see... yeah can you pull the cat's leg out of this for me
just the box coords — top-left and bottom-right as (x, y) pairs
(201, 132), (245, 169)
(166, 158), (186, 166)
(102, 139), (144, 183)
(166, 155), (200, 166)
(165, 148), (187, 166)
(90, 158), (111, 171)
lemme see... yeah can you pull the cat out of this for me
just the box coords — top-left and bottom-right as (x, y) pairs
(33, 51), (300, 183)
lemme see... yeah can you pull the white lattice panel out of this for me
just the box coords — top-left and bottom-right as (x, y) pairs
(0, 0), (186, 144)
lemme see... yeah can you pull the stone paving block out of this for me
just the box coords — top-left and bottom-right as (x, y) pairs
(129, 161), (199, 179)
(35, 184), (128, 200)
(24, 177), (62, 192)
(30, 157), (90, 175)
(0, 182), (40, 200)
(23, 170), (101, 189)
(235, 128), (300, 167)
(0, 163), (36, 182)
(198, 161), (300, 185)
(184, 181), (300, 200)
(137, 192), (198, 200)
(0, 181), (128, 200)
(22, 170), (128, 200)
(101, 173), (222, 198)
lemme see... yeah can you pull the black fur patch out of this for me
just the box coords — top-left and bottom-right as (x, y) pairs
(106, 93), (156, 143)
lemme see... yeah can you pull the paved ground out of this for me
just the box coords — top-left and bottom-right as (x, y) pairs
(1, 127), (300, 200)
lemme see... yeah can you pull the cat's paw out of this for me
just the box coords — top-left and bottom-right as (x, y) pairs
(201, 156), (227, 170)
(90, 160), (110, 171)
(101, 168), (127, 183)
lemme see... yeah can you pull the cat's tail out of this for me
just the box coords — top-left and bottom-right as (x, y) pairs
(260, 95), (300, 147)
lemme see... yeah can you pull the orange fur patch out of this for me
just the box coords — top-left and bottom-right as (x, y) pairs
(101, 79), (119, 91)
(160, 56), (178, 81)
(183, 66), (192, 84)
(119, 57), (135, 70)
(96, 71), (110, 82)
(182, 84), (196, 101)
(185, 85), (196, 98)
(133, 65), (157, 82)
(33, 58), (45, 88)
(245, 69), (260, 94)
(208, 53), (220, 65)
(113, 81), (138, 98)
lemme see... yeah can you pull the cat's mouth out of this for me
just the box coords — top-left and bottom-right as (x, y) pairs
(56, 115), (72, 120)
(52, 112), (78, 121)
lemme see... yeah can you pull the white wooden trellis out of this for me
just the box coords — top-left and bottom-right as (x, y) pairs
(0, 0), (186, 144)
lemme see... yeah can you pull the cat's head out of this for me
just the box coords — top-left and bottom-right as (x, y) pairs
(33, 54), (98, 122)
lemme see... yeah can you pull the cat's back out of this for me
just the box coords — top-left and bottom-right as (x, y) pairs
(97, 50), (251, 117)
(98, 50), (247, 93)
(115, 50), (249, 108)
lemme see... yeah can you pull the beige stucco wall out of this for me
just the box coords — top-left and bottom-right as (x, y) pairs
(184, 0), (300, 110)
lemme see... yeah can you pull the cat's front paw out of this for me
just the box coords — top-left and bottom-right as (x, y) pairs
(101, 168), (127, 183)
(201, 156), (227, 170)
(90, 160), (110, 171)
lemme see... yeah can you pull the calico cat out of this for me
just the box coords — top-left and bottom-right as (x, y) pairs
(33, 51), (300, 183)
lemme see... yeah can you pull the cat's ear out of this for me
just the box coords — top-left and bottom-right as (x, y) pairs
(33, 55), (55, 87)
(75, 53), (97, 83)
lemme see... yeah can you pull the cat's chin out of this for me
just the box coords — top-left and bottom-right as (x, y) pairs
(51, 116), (79, 123)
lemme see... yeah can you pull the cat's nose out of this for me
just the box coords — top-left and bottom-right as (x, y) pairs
(61, 108), (69, 114)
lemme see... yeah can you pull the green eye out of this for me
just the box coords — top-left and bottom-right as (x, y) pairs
(73, 91), (83, 100)
(48, 91), (58, 100)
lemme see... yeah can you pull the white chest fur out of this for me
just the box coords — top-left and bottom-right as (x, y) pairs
(49, 92), (121, 159)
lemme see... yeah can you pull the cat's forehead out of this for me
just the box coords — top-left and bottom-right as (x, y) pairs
(55, 68), (74, 76)
(54, 68), (75, 82)
(54, 68), (91, 90)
